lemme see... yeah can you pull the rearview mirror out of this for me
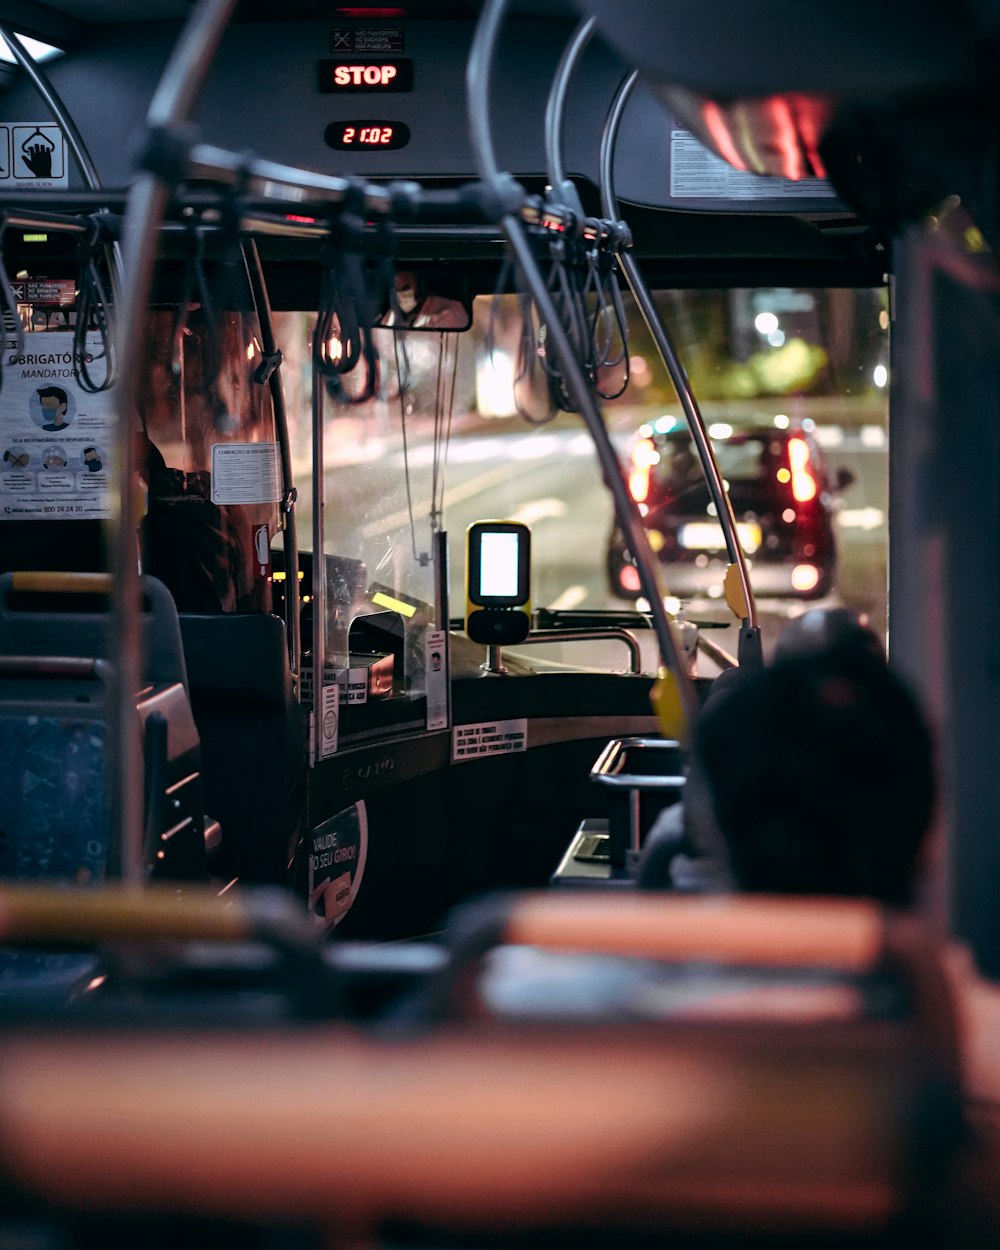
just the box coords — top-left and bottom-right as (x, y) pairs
(376, 270), (473, 332)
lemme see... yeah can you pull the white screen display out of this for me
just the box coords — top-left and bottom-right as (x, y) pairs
(479, 531), (520, 598)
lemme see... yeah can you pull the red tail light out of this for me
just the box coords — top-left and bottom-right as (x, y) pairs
(628, 438), (657, 503)
(788, 436), (817, 503)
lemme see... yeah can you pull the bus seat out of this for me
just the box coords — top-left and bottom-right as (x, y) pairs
(0, 657), (109, 883)
(178, 612), (306, 884)
(0, 892), (967, 1243)
(0, 572), (190, 691)
(0, 574), (209, 881)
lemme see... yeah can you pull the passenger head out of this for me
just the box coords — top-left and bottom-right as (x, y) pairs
(691, 614), (935, 905)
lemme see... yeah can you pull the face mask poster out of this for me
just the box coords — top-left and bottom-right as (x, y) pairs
(0, 332), (113, 520)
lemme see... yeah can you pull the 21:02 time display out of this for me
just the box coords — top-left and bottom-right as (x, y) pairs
(324, 121), (411, 151)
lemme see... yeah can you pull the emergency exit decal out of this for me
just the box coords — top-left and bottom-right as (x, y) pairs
(0, 124), (68, 189)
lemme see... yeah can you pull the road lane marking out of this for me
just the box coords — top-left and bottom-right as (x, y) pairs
(509, 498), (568, 526)
(361, 461), (521, 538)
(547, 584), (588, 611)
(837, 506), (885, 531)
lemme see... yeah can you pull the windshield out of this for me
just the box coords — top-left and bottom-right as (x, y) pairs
(276, 282), (888, 680)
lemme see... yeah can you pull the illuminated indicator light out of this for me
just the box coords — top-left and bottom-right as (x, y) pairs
(791, 564), (820, 592)
(85, 975), (107, 992)
(372, 591), (417, 618)
(632, 439), (660, 469)
(335, 7), (407, 15)
(776, 467), (791, 483)
(788, 437), (817, 502)
(782, 507), (796, 523)
(701, 100), (747, 171)
(766, 96), (803, 181)
(628, 468), (649, 503)
(272, 570), (305, 583)
(620, 565), (642, 593)
(23, 233), (47, 243)
(321, 59), (413, 92)
(286, 214), (317, 224)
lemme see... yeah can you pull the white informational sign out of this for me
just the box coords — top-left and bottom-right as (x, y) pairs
(210, 442), (280, 504)
(318, 682), (340, 761)
(670, 129), (837, 201)
(452, 718), (527, 763)
(0, 331), (113, 520)
(0, 123), (68, 190)
(425, 628), (448, 731)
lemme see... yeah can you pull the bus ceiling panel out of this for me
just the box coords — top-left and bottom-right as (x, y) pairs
(0, 16), (616, 186)
(576, 0), (1000, 232)
(0, 9), (868, 237)
(574, 0), (987, 101)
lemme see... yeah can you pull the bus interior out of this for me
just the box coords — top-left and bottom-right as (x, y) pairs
(0, 0), (996, 1245)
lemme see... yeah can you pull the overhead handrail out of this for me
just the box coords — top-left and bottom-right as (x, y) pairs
(600, 70), (762, 661)
(0, 26), (124, 353)
(0, 26), (102, 192)
(467, 0), (698, 734)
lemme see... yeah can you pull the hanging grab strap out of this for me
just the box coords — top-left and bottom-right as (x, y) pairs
(73, 214), (117, 394)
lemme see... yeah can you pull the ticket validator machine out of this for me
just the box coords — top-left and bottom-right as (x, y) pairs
(465, 521), (531, 673)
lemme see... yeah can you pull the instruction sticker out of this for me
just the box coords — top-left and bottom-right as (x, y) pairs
(210, 442), (280, 504)
(0, 123), (68, 189)
(318, 682), (340, 761)
(425, 629), (448, 732)
(330, 27), (404, 52)
(0, 331), (113, 520)
(669, 128), (837, 201)
(453, 718), (527, 763)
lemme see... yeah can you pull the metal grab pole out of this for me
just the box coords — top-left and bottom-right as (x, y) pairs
(600, 71), (762, 664)
(466, 0), (699, 730)
(113, 0), (239, 879)
(244, 239), (301, 692)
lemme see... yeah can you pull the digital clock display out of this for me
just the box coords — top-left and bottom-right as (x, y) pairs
(324, 120), (410, 151)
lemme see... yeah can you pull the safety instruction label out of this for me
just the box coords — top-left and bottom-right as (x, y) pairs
(0, 123), (68, 189)
(669, 129), (837, 201)
(452, 718), (527, 763)
(11, 279), (76, 307)
(425, 629), (448, 732)
(317, 682), (340, 762)
(330, 27), (404, 52)
(210, 441), (280, 504)
(0, 330), (113, 520)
